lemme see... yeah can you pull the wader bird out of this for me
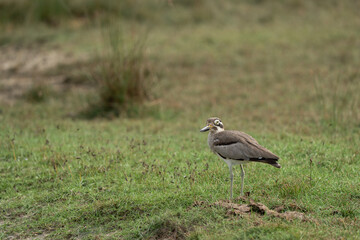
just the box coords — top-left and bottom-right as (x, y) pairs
(200, 117), (281, 199)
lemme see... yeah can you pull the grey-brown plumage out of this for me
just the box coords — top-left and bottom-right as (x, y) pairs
(200, 117), (281, 198)
(211, 130), (280, 168)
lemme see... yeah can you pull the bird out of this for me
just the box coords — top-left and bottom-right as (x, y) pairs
(200, 117), (281, 199)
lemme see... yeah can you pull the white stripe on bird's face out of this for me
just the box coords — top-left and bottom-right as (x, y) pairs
(210, 125), (224, 133)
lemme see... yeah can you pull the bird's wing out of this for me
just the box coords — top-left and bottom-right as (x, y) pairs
(213, 131), (279, 160)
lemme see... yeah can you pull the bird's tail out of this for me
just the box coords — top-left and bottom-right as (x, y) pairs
(250, 159), (281, 168)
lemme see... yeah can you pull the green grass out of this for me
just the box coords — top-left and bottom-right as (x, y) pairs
(1, 0), (360, 239)
(1, 104), (359, 239)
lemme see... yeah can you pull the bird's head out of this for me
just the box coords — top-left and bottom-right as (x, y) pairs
(200, 117), (224, 133)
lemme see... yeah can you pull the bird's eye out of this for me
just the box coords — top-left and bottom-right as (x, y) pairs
(214, 120), (220, 126)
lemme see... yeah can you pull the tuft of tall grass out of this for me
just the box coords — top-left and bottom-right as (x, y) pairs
(86, 26), (153, 117)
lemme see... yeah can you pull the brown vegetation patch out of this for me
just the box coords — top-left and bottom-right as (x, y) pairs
(193, 197), (309, 222)
(149, 219), (188, 240)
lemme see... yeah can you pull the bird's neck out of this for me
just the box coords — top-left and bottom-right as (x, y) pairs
(210, 128), (224, 134)
(207, 132), (215, 150)
(207, 130), (223, 151)
(207, 129), (224, 143)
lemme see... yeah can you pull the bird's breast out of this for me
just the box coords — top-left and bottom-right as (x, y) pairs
(207, 132), (216, 153)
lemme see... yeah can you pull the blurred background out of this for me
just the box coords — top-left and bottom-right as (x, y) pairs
(1, 0), (359, 133)
(1, 1), (360, 239)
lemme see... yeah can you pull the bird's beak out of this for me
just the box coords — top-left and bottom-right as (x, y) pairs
(200, 125), (211, 132)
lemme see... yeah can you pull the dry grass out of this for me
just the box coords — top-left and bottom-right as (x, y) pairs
(84, 26), (154, 118)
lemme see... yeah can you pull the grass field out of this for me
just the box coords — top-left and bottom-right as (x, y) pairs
(1, 1), (360, 239)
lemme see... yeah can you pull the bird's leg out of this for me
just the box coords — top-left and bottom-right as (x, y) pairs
(240, 164), (245, 196)
(229, 164), (233, 200)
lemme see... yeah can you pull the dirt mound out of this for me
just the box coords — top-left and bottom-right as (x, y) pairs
(193, 197), (308, 221)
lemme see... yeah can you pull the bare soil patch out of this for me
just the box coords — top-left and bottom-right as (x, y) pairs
(0, 46), (87, 103)
(193, 197), (309, 222)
